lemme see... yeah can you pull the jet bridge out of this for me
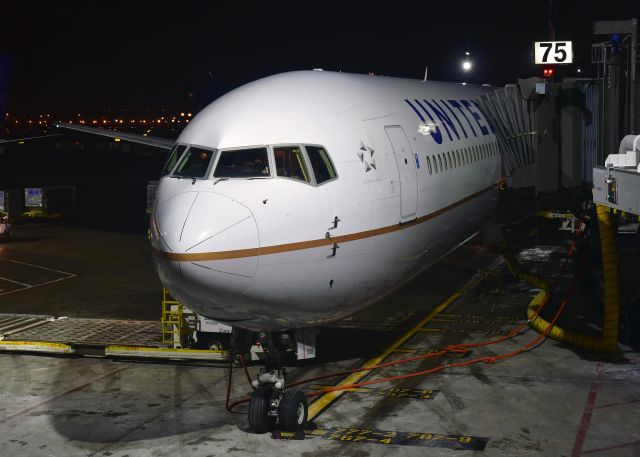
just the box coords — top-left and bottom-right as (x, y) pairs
(477, 83), (538, 176)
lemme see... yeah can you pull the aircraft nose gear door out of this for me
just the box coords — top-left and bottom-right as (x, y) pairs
(385, 126), (418, 219)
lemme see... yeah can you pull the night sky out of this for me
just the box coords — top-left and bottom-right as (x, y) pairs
(1, 1), (638, 117)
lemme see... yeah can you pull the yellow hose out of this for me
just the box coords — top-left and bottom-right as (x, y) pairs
(502, 204), (619, 352)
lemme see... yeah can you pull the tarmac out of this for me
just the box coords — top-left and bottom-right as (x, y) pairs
(0, 220), (638, 457)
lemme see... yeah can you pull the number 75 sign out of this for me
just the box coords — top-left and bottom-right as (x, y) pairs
(534, 41), (573, 64)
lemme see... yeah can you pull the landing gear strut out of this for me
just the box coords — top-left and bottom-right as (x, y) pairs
(246, 332), (308, 434)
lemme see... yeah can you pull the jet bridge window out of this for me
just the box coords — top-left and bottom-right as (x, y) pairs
(161, 144), (187, 176)
(274, 146), (311, 183)
(305, 145), (337, 184)
(213, 147), (270, 178)
(173, 146), (215, 178)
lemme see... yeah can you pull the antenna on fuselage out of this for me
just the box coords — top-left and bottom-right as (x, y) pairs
(423, 66), (429, 82)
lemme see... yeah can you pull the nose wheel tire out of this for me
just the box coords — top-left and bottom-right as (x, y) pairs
(278, 388), (308, 431)
(248, 386), (273, 434)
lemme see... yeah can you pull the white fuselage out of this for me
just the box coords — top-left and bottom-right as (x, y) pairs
(150, 71), (501, 331)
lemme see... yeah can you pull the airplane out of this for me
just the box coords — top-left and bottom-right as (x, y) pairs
(56, 69), (501, 433)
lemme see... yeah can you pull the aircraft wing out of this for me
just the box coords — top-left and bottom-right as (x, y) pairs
(54, 122), (174, 150)
(0, 134), (62, 144)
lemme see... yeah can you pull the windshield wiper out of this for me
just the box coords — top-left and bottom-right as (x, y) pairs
(213, 177), (229, 185)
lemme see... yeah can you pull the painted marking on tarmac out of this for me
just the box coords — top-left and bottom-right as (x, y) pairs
(0, 256), (78, 277)
(419, 327), (509, 336)
(571, 362), (604, 457)
(306, 232), (487, 422)
(307, 427), (489, 450)
(393, 347), (467, 357)
(432, 316), (523, 325)
(439, 314), (522, 321)
(307, 280), (474, 422)
(0, 276), (33, 287)
(309, 385), (439, 400)
(0, 257), (77, 296)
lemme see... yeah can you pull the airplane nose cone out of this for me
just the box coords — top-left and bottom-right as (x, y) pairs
(154, 190), (259, 277)
(154, 191), (198, 252)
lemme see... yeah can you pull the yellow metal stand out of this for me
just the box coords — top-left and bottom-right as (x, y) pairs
(161, 289), (185, 347)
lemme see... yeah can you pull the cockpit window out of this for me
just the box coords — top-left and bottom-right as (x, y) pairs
(213, 147), (270, 178)
(161, 144), (187, 176)
(305, 146), (336, 184)
(274, 146), (311, 183)
(172, 146), (215, 178)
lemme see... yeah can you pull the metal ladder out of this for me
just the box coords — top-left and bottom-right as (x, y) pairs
(161, 289), (184, 347)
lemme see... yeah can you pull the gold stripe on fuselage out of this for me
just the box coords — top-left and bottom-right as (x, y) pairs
(152, 184), (496, 262)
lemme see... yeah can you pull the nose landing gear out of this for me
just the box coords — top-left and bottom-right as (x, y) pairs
(246, 333), (309, 434)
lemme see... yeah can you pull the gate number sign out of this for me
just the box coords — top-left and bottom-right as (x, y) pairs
(534, 41), (573, 64)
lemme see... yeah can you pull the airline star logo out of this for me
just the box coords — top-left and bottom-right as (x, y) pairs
(357, 141), (376, 172)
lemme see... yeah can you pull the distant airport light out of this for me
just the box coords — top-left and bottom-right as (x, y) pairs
(543, 67), (554, 78)
(462, 61), (472, 71)
(577, 68), (582, 73)
(187, 112), (192, 117)
(180, 112), (185, 117)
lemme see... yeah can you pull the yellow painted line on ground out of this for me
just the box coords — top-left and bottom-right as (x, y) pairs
(309, 384), (371, 393)
(105, 345), (226, 354)
(418, 328), (442, 332)
(105, 345), (229, 361)
(0, 340), (74, 353)
(307, 286), (470, 422)
(393, 348), (415, 353)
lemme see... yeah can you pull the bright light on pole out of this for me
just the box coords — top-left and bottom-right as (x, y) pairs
(462, 61), (472, 71)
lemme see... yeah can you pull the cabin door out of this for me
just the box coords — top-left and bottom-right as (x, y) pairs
(385, 126), (418, 219)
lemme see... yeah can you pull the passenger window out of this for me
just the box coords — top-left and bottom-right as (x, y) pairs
(437, 154), (443, 172)
(274, 146), (311, 183)
(173, 146), (215, 178)
(446, 151), (452, 169)
(161, 144), (187, 176)
(305, 145), (336, 184)
(426, 156), (432, 174)
(213, 147), (269, 178)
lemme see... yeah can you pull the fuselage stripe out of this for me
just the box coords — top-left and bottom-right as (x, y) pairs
(153, 184), (497, 262)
